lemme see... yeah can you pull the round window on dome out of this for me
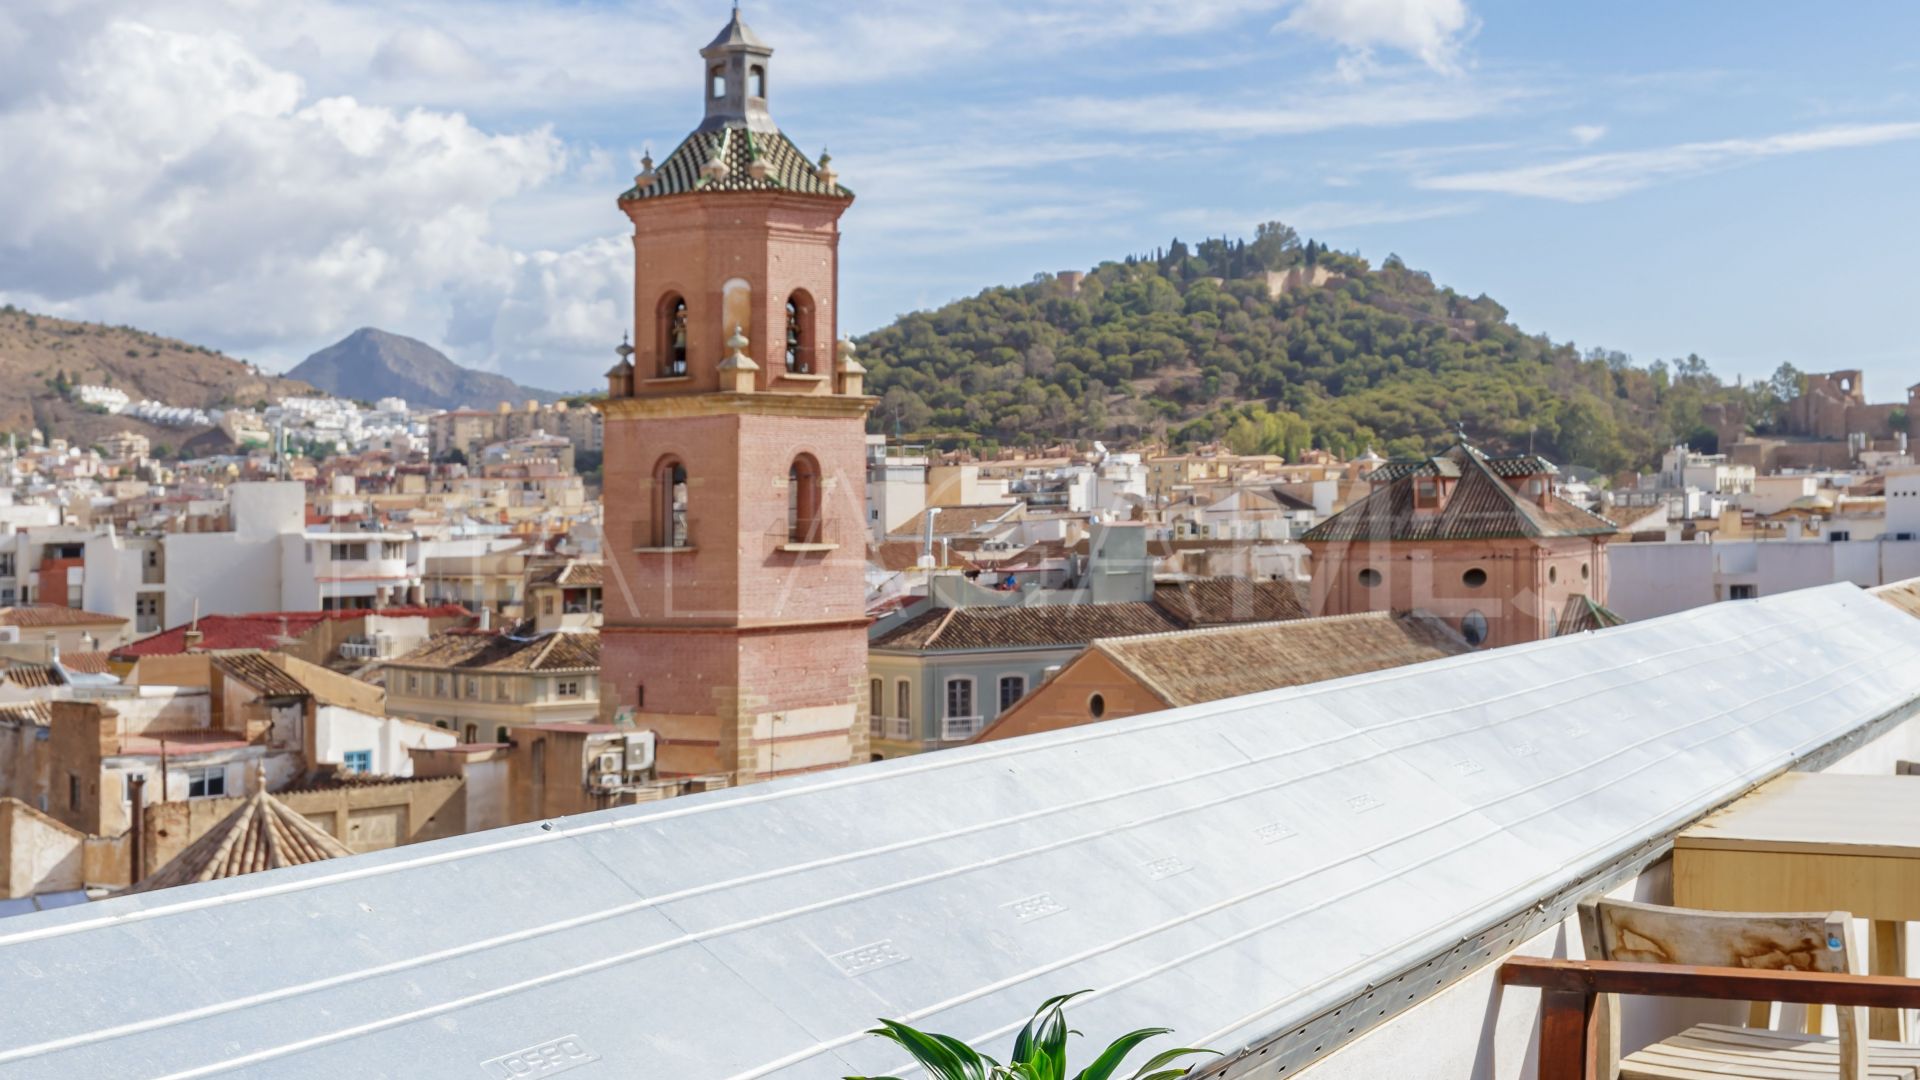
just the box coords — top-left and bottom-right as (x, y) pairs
(1462, 567), (1487, 589)
(1089, 693), (1106, 719)
(1358, 568), (1383, 588)
(1462, 610), (1489, 647)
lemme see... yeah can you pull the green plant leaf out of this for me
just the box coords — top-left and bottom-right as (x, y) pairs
(1071, 1028), (1173, 1080)
(1011, 991), (1089, 1065)
(1123, 1045), (1222, 1080)
(928, 1032), (993, 1080)
(1040, 1018), (1071, 1079)
(866, 1018), (976, 1079)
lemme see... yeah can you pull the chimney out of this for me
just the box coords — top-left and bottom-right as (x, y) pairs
(44, 631), (58, 665)
(183, 628), (204, 652)
(128, 773), (146, 885)
(479, 606), (492, 632)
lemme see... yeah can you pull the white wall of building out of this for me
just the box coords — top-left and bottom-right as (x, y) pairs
(1610, 537), (1920, 620)
(229, 482), (305, 539)
(1889, 467), (1920, 539)
(313, 705), (457, 777)
(80, 534), (143, 622)
(163, 529), (289, 619)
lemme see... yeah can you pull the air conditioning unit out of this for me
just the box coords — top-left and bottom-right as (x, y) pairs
(596, 772), (623, 789)
(624, 731), (656, 774)
(597, 751), (622, 774)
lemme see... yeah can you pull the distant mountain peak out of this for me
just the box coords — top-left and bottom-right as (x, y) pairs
(288, 329), (557, 410)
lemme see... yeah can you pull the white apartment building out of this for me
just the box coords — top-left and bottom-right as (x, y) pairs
(1659, 444), (1755, 496)
(865, 438), (929, 543)
(1888, 466), (1920, 541)
(1609, 534), (1920, 619)
(81, 482), (426, 633)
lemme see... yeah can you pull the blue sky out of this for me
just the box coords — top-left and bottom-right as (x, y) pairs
(1, 0), (1916, 398)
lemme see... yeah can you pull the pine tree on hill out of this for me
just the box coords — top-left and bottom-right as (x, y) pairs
(856, 221), (1779, 472)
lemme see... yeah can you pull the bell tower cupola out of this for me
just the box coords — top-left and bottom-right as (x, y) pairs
(699, 8), (776, 134)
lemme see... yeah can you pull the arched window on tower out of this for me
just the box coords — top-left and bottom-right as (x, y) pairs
(655, 458), (689, 548)
(749, 65), (766, 99)
(784, 291), (813, 373)
(658, 294), (688, 377)
(710, 66), (726, 99)
(788, 454), (821, 543)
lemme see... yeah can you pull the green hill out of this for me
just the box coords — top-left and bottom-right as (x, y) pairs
(857, 223), (1801, 473)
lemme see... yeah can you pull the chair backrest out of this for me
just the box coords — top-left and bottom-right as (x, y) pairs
(1579, 898), (1866, 1080)
(1588, 898), (1858, 975)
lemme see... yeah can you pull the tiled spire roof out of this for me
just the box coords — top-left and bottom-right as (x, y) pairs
(620, 127), (849, 202)
(1305, 441), (1618, 542)
(132, 790), (354, 894)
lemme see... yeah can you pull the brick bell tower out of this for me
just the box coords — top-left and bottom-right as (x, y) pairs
(597, 10), (873, 786)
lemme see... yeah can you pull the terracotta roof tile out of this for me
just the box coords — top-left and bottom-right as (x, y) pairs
(1097, 611), (1470, 707)
(132, 790), (354, 894)
(59, 651), (113, 675)
(114, 605), (472, 658)
(2, 663), (60, 689)
(1305, 443), (1617, 543)
(389, 630), (600, 673)
(0, 605), (127, 628)
(558, 562), (603, 588)
(0, 701), (52, 727)
(1152, 578), (1309, 627)
(211, 651), (312, 699)
(868, 541), (928, 572)
(530, 558), (604, 588)
(891, 504), (1020, 539)
(872, 603), (1183, 651)
(1554, 594), (1627, 636)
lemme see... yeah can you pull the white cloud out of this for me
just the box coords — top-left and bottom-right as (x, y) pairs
(1276, 0), (1477, 75)
(1419, 121), (1920, 202)
(1570, 123), (1607, 145)
(369, 26), (491, 82)
(0, 15), (631, 379)
(1267, 200), (1474, 229)
(1045, 77), (1517, 137)
(1160, 200), (1472, 232)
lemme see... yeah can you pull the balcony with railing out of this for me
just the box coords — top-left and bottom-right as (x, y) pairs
(339, 637), (382, 660)
(939, 714), (982, 741)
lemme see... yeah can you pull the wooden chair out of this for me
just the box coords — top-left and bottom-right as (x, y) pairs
(1575, 897), (1920, 1079)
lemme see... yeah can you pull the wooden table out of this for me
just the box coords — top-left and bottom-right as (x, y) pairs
(1675, 770), (1920, 1040)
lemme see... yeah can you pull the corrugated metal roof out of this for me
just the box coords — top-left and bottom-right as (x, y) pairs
(2, 584), (1919, 1079)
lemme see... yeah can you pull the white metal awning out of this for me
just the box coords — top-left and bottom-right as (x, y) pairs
(2, 583), (1918, 1079)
